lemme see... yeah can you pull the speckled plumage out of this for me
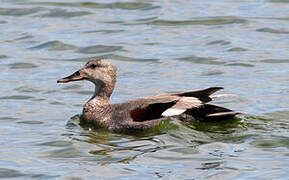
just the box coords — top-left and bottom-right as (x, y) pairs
(58, 59), (240, 132)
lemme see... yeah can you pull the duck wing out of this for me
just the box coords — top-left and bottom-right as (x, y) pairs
(111, 87), (239, 131)
(124, 95), (204, 122)
(124, 87), (233, 121)
(110, 95), (203, 131)
(161, 87), (231, 117)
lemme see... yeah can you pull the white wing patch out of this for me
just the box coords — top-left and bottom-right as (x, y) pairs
(161, 109), (186, 117)
(161, 97), (203, 117)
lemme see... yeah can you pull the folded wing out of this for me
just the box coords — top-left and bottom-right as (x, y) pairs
(126, 87), (239, 124)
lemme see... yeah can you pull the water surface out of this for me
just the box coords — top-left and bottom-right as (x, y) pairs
(0, 0), (289, 179)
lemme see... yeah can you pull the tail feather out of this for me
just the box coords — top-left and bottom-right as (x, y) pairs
(210, 94), (236, 100)
(185, 104), (240, 121)
(206, 111), (241, 117)
(174, 87), (241, 121)
(178, 87), (224, 98)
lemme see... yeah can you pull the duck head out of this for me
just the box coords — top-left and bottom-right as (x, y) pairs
(57, 59), (117, 97)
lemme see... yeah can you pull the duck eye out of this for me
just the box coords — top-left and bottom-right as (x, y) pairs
(90, 64), (97, 69)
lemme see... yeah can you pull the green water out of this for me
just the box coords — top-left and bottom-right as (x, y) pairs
(0, 0), (289, 179)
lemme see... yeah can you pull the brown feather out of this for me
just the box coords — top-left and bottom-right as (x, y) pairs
(58, 60), (240, 132)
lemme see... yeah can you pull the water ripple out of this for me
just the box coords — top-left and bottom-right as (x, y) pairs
(269, 0), (289, 2)
(77, 45), (123, 54)
(225, 63), (254, 67)
(256, 28), (289, 34)
(207, 40), (231, 46)
(0, 168), (24, 178)
(8, 63), (37, 69)
(63, 54), (159, 62)
(29, 41), (76, 51)
(178, 56), (225, 65)
(17, 120), (44, 125)
(228, 47), (247, 52)
(1, 0), (289, 179)
(28, 1), (159, 10)
(0, 55), (8, 59)
(151, 16), (247, 26)
(259, 59), (289, 63)
(82, 29), (124, 34)
(13, 86), (41, 93)
(39, 9), (92, 18)
(0, 7), (41, 16)
(0, 95), (34, 100)
(39, 141), (72, 147)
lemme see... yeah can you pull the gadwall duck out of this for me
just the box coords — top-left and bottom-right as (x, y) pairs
(57, 59), (240, 132)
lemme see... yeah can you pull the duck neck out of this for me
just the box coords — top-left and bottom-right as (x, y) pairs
(92, 84), (111, 101)
(89, 80), (115, 105)
(83, 84), (111, 116)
